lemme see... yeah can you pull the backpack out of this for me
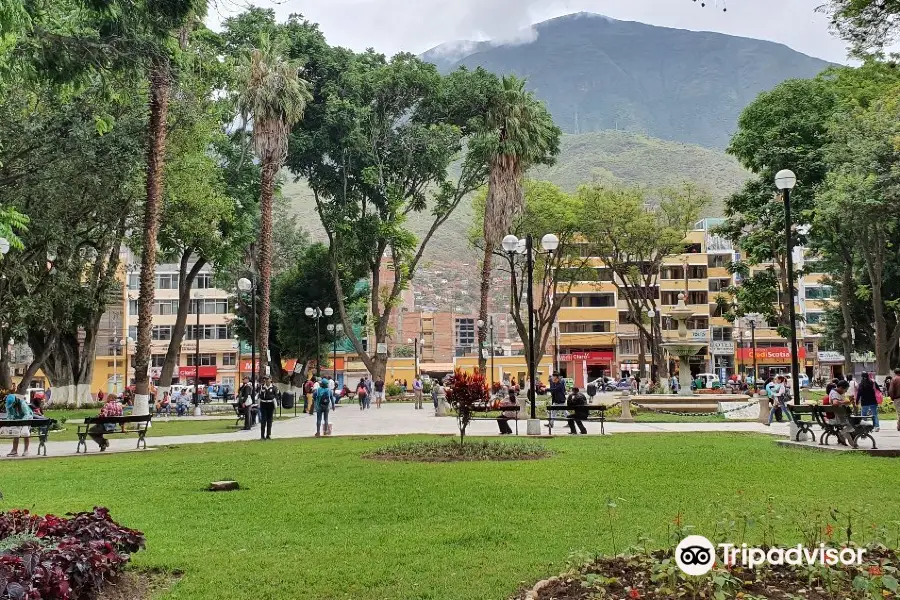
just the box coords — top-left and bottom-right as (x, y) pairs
(315, 387), (331, 410)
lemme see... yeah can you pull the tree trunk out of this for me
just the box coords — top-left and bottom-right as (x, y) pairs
(158, 252), (205, 399)
(477, 240), (493, 373)
(637, 324), (647, 379)
(840, 263), (854, 378)
(39, 328), (98, 407)
(257, 160), (278, 378)
(0, 329), (12, 391)
(133, 58), (171, 415)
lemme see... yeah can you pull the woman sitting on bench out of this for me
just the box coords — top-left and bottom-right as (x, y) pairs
(497, 388), (518, 435)
(2, 393), (33, 457)
(89, 394), (123, 451)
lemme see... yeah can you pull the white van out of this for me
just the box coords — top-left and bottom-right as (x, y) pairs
(695, 373), (721, 389)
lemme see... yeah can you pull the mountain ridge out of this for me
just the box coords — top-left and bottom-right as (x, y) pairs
(422, 12), (832, 148)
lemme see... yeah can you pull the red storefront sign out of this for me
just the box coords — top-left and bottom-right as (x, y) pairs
(559, 351), (615, 364)
(196, 366), (217, 378)
(736, 347), (807, 362)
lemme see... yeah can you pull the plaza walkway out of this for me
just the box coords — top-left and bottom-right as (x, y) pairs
(18, 403), (900, 458)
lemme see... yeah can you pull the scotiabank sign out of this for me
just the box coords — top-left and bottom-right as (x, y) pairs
(736, 347), (806, 362)
(559, 351), (615, 364)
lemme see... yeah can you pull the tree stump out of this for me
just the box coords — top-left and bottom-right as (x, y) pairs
(208, 481), (240, 492)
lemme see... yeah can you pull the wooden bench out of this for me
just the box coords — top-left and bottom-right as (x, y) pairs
(76, 415), (152, 453)
(232, 403), (258, 427)
(469, 403), (521, 435)
(546, 404), (607, 435)
(814, 405), (876, 449)
(790, 404), (876, 449)
(0, 418), (57, 456)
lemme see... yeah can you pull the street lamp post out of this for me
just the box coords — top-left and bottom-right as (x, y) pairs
(406, 336), (420, 380)
(305, 306), (333, 377)
(193, 292), (203, 407)
(646, 309), (657, 382)
(237, 278), (256, 431)
(776, 169), (802, 406)
(328, 323), (344, 382)
(476, 317), (495, 389)
(745, 313), (763, 392)
(234, 334), (241, 388)
(502, 232), (559, 435)
(119, 337), (133, 392)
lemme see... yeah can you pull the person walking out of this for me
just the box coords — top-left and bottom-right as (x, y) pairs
(431, 380), (440, 412)
(258, 376), (278, 440)
(314, 379), (333, 437)
(357, 379), (369, 410)
(889, 369), (900, 431)
(413, 375), (424, 410)
(566, 386), (589, 435)
(2, 394), (33, 457)
(767, 375), (791, 425)
(857, 372), (880, 432)
(373, 377), (385, 409)
(847, 374), (858, 405)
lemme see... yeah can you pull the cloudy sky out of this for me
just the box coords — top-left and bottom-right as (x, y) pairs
(211, 0), (851, 63)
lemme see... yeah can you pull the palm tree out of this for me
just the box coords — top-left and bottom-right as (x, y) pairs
(237, 39), (312, 375)
(477, 76), (560, 373)
(132, 0), (205, 415)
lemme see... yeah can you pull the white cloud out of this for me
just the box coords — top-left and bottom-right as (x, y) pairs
(212, 0), (853, 63)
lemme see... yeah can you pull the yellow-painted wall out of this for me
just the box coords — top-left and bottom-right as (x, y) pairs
(455, 355), (555, 385)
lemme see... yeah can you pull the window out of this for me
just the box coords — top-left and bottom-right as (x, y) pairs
(154, 300), (179, 315)
(186, 325), (234, 340)
(619, 339), (640, 355)
(805, 341), (815, 353)
(186, 353), (217, 366)
(156, 273), (178, 290)
(661, 266), (684, 280)
(559, 321), (612, 334)
(709, 279), (731, 293)
(127, 274), (140, 290)
(192, 273), (213, 289)
(455, 318), (475, 347)
(222, 353), (237, 366)
(804, 287), (833, 300)
(128, 299), (139, 314)
(570, 294), (615, 308)
(618, 286), (659, 301)
(687, 265), (707, 279)
(806, 312), (825, 325)
(708, 254), (730, 268)
(712, 327), (733, 341)
(189, 299), (229, 314)
(661, 291), (708, 306)
(151, 326), (172, 341)
(663, 317), (708, 330)
(618, 311), (633, 325)
(128, 326), (137, 340)
(151, 354), (169, 368)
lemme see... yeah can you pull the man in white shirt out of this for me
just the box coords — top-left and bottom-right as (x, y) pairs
(846, 374), (858, 404)
(326, 376), (335, 393)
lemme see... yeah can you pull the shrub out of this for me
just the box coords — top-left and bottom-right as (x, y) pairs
(444, 368), (488, 446)
(385, 383), (404, 398)
(0, 507), (145, 599)
(364, 440), (552, 462)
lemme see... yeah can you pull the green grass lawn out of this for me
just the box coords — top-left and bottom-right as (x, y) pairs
(0, 433), (897, 599)
(41, 409), (292, 441)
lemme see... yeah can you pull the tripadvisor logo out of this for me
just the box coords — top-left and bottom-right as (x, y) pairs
(675, 535), (866, 576)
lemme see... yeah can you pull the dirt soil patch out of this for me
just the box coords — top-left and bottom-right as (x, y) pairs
(99, 569), (183, 600)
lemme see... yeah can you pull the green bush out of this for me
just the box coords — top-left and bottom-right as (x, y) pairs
(385, 383), (404, 397)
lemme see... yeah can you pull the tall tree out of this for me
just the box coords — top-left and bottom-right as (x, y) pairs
(473, 180), (592, 386)
(581, 183), (708, 381)
(825, 0), (900, 52)
(288, 45), (496, 380)
(237, 36), (312, 377)
(717, 78), (838, 328)
(476, 75), (561, 373)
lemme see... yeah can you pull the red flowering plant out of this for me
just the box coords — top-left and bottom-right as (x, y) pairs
(444, 368), (489, 446)
(0, 507), (145, 599)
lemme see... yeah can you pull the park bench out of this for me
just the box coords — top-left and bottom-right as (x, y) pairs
(546, 404), (607, 435)
(789, 404), (876, 449)
(469, 403), (521, 435)
(232, 402), (258, 427)
(76, 414), (152, 453)
(0, 418), (57, 456)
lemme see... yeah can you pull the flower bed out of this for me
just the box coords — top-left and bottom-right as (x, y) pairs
(363, 440), (553, 462)
(516, 546), (899, 599)
(0, 507), (145, 599)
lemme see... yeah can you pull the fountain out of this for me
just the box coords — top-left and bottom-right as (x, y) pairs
(661, 293), (707, 396)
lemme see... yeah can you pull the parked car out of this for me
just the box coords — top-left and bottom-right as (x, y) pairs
(586, 377), (618, 393)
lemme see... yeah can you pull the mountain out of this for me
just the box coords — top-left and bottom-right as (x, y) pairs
(283, 130), (749, 259)
(423, 13), (832, 148)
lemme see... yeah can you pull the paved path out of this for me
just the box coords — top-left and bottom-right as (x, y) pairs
(14, 403), (900, 459)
